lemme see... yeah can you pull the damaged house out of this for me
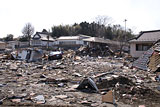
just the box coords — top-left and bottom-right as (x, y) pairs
(83, 37), (121, 52)
(83, 37), (112, 48)
(54, 34), (90, 50)
(54, 34), (119, 51)
(31, 32), (55, 47)
(129, 30), (160, 58)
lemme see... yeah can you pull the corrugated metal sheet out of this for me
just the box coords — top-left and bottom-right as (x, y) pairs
(132, 47), (154, 70)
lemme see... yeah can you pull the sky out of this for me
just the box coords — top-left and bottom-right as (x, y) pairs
(0, 0), (160, 38)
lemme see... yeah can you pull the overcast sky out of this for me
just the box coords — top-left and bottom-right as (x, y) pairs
(0, 0), (160, 37)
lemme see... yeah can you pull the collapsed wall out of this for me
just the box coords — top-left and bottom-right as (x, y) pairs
(133, 42), (160, 72)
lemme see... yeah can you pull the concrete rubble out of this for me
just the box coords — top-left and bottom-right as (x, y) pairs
(0, 48), (160, 107)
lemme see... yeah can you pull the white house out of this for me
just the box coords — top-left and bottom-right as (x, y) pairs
(54, 34), (90, 49)
(129, 30), (160, 58)
(54, 34), (121, 50)
(31, 32), (55, 47)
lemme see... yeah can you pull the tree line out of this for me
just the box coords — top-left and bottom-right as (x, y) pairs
(51, 21), (135, 41)
(2, 16), (135, 42)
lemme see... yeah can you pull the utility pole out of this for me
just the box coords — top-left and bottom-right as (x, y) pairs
(124, 19), (127, 42)
(120, 19), (127, 56)
(47, 29), (50, 51)
(47, 29), (50, 62)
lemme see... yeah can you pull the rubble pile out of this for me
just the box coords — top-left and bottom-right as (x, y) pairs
(97, 75), (160, 105)
(97, 76), (135, 89)
(76, 46), (114, 57)
(115, 85), (160, 105)
(133, 42), (160, 72)
(0, 50), (160, 106)
(133, 47), (154, 71)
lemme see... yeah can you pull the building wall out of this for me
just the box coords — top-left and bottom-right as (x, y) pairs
(130, 43), (145, 57)
(41, 41), (53, 47)
(31, 40), (53, 47)
(0, 43), (6, 50)
(53, 40), (84, 50)
(19, 42), (29, 48)
(7, 41), (18, 49)
(31, 40), (42, 46)
(55, 40), (84, 46)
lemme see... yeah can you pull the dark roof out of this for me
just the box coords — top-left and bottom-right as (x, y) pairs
(130, 30), (160, 43)
(32, 32), (54, 41)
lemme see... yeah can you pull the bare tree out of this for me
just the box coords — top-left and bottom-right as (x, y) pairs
(94, 15), (113, 38)
(95, 15), (113, 26)
(22, 23), (34, 46)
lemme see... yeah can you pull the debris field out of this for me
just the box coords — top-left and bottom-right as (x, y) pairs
(0, 49), (160, 107)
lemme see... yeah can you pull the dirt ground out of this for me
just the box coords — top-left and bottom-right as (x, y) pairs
(0, 55), (160, 107)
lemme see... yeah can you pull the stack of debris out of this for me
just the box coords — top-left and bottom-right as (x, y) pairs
(132, 47), (154, 71)
(133, 42), (160, 72)
(0, 47), (160, 106)
(48, 51), (63, 60)
(10, 48), (43, 62)
(148, 43), (160, 72)
(63, 49), (76, 59)
(76, 46), (114, 57)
